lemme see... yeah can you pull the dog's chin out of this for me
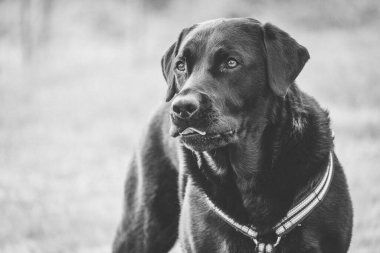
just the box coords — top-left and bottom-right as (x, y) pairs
(179, 130), (239, 151)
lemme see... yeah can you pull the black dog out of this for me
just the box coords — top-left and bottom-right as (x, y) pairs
(113, 18), (353, 253)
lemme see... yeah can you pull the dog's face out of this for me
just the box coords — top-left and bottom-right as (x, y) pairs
(161, 18), (309, 151)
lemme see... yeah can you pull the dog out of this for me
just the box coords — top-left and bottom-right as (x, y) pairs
(112, 18), (353, 253)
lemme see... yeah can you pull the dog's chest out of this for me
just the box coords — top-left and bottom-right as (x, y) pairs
(179, 179), (319, 253)
(179, 179), (257, 253)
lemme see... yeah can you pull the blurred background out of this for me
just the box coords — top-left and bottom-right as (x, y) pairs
(0, 0), (379, 252)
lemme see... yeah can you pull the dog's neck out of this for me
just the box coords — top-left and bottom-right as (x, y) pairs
(186, 87), (333, 232)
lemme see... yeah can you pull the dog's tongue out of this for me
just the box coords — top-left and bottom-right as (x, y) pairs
(181, 127), (206, 135)
(169, 125), (207, 137)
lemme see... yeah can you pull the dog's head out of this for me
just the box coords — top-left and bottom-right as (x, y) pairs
(161, 18), (309, 151)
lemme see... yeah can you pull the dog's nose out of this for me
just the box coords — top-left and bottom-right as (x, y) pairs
(171, 96), (200, 119)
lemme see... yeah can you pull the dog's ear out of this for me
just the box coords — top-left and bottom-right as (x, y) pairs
(262, 23), (310, 97)
(161, 42), (178, 102)
(161, 26), (194, 102)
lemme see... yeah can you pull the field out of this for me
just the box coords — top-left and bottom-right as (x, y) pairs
(0, 0), (379, 252)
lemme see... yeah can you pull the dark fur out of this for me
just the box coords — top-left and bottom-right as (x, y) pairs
(113, 18), (353, 253)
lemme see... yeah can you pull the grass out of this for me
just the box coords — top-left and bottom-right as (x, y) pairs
(0, 1), (379, 252)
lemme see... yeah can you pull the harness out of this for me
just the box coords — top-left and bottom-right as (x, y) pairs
(204, 152), (334, 253)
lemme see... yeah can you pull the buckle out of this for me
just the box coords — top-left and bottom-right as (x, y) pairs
(254, 236), (281, 253)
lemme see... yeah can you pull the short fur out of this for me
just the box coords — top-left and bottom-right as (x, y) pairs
(113, 18), (353, 253)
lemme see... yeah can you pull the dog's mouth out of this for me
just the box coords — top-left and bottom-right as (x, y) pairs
(180, 127), (236, 138)
(180, 127), (207, 136)
(176, 126), (238, 151)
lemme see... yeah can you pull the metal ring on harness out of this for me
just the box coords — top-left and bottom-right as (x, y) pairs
(254, 236), (281, 253)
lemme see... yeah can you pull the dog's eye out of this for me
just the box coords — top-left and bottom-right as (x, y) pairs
(226, 58), (238, 69)
(176, 61), (186, 72)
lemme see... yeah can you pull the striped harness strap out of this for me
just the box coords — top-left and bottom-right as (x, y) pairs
(204, 152), (334, 253)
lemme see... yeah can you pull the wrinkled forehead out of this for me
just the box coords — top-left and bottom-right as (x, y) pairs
(178, 18), (263, 57)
